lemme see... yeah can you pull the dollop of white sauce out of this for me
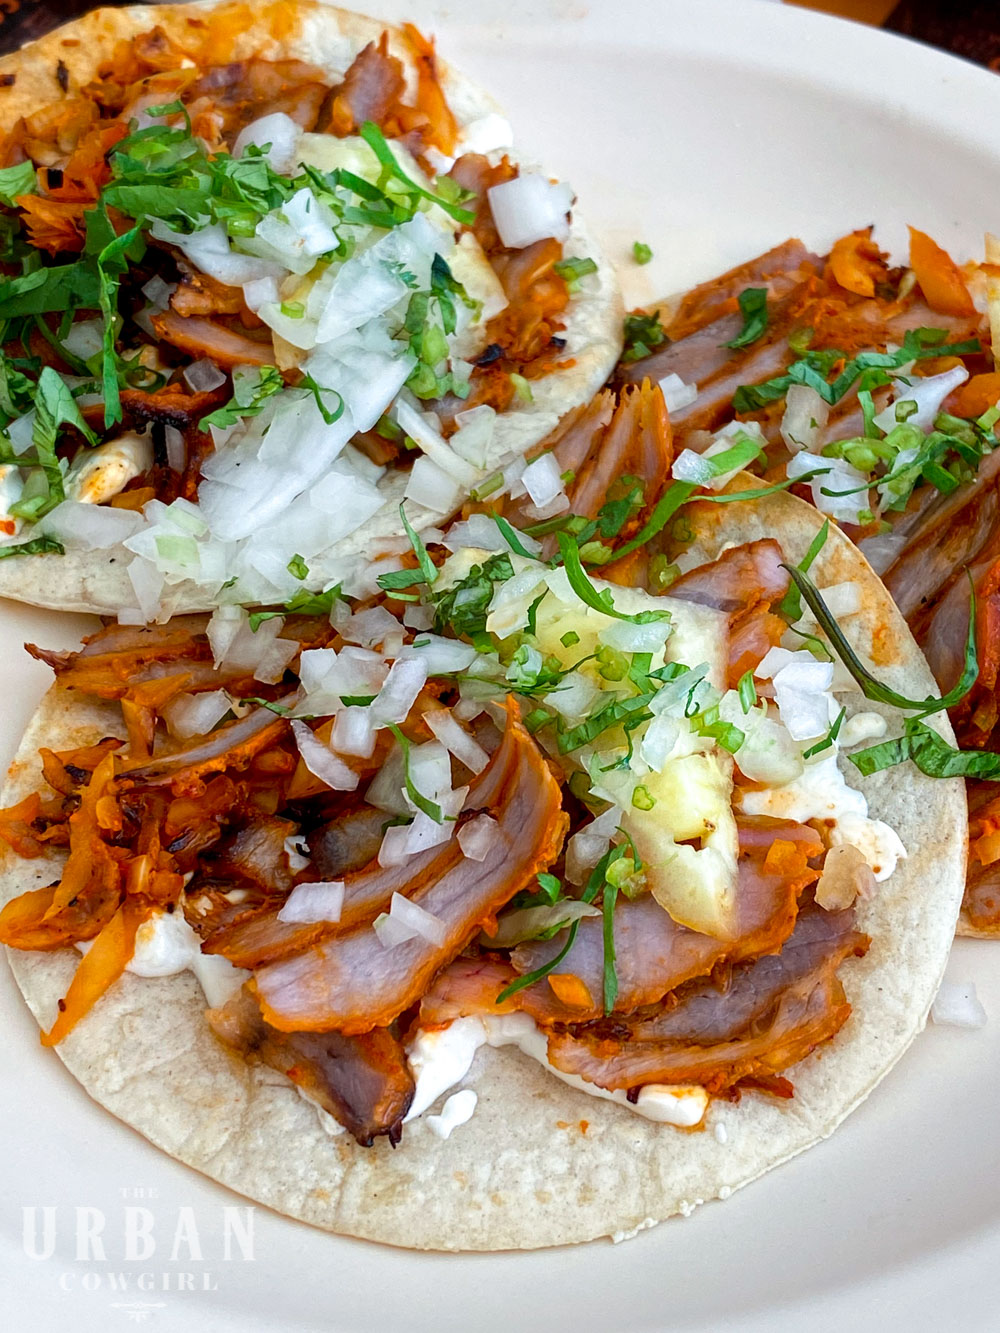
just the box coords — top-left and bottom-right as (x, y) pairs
(426, 1089), (478, 1140)
(838, 711), (887, 748)
(740, 746), (906, 881)
(404, 1015), (709, 1131)
(458, 112), (514, 157)
(88, 909), (250, 1009)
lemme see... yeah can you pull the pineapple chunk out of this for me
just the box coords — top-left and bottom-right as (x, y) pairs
(626, 750), (740, 939)
(441, 546), (740, 938)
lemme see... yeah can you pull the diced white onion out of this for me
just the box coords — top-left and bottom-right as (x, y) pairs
(242, 275), (280, 312)
(658, 372), (698, 414)
(402, 634), (477, 676)
(283, 835), (311, 872)
(639, 713), (681, 772)
(450, 405), (497, 468)
(7, 410), (34, 454)
(424, 707), (489, 774)
(150, 219), (284, 287)
(183, 359), (227, 394)
(291, 719), (359, 791)
(403, 602), (435, 630)
(598, 617), (673, 655)
(39, 501), (144, 550)
(931, 980), (988, 1029)
(61, 318), (105, 361)
(375, 891), (448, 949)
(396, 400), (481, 488)
(233, 111), (302, 174)
(521, 452), (565, 508)
(276, 880), (345, 925)
(564, 807), (621, 885)
(127, 556), (165, 621)
(543, 670), (599, 723)
(734, 715), (804, 785)
(812, 580), (862, 619)
(164, 425), (185, 472)
(787, 450), (869, 525)
(371, 657), (428, 725)
(780, 384), (829, 453)
(377, 824), (411, 869)
(457, 813), (499, 861)
(141, 275), (175, 309)
(873, 364), (969, 434)
(161, 690), (231, 740)
(405, 455), (464, 515)
(671, 448), (715, 487)
(206, 607), (297, 684)
(771, 658), (836, 740)
(487, 174), (574, 249)
(331, 706), (376, 758)
(340, 606), (404, 649)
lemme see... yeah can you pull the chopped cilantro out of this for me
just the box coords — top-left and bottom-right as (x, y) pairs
(621, 310), (667, 363)
(724, 287), (769, 350)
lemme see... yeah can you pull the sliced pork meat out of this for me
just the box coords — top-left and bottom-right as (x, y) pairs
(204, 707), (539, 968)
(117, 698), (293, 791)
(151, 311), (276, 369)
(665, 239), (823, 342)
(547, 964), (850, 1093)
(667, 539), (790, 618)
(205, 817), (299, 893)
(320, 37), (406, 137)
(544, 901), (868, 1092)
(507, 852), (801, 1024)
(28, 616), (331, 702)
(578, 901), (865, 1045)
(503, 381), (672, 550)
(253, 714), (566, 1033)
(879, 447), (1000, 617)
(307, 807), (388, 880)
(207, 986), (414, 1146)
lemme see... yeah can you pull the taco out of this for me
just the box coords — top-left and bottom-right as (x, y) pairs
(0, 404), (967, 1250)
(619, 226), (1000, 938)
(0, 0), (621, 617)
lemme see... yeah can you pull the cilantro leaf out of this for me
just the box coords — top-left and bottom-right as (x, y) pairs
(557, 531), (671, 626)
(0, 161), (37, 207)
(432, 551), (513, 645)
(247, 582), (342, 630)
(359, 122), (475, 224)
(724, 286), (769, 350)
(778, 519), (829, 622)
(851, 717), (1000, 779)
(0, 534), (64, 558)
(784, 564), (977, 717)
(621, 310), (667, 363)
(12, 366), (99, 520)
(386, 722), (444, 822)
(96, 222), (145, 429)
(198, 365), (283, 430)
(0, 262), (101, 318)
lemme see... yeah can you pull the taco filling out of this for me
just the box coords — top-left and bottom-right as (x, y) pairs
(1, 386), (929, 1149)
(620, 225), (1000, 934)
(0, 1), (619, 617)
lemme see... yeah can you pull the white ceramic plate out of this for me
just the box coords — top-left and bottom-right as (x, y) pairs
(3, 2), (1000, 1328)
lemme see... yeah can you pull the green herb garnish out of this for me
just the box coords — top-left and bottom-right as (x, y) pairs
(724, 286), (769, 350)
